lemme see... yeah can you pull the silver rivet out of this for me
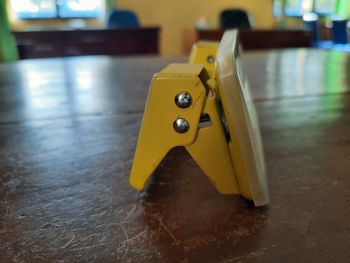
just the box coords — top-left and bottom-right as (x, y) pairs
(207, 55), (215, 64)
(173, 118), (190, 133)
(175, 92), (192, 108)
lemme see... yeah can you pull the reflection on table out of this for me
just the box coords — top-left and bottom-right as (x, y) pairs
(1, 49), (350, 261)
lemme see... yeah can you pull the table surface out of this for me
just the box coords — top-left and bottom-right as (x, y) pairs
(1, 49), (350, 262)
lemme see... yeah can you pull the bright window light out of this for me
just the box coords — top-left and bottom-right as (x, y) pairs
(58, 0), (103, 18)
(314, 0), (337, 14)
(302, 0), (313, 12)
(11, 0), (57, 19)
(273, 0), (339, 16)
(10, 0), (103, 19)
(285, 0), (303, 16)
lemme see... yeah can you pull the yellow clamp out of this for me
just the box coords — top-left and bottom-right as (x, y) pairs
(130, 30), (269, 207)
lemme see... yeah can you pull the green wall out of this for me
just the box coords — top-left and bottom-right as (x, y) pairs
(0, 1), (18, 62)
(336, 0), (350, 17)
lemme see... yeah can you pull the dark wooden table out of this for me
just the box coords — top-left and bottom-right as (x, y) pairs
(1, 49), (350, 262)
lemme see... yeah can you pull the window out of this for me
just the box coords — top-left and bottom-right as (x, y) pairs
(58, 0), (103, 18)
(11, 0), (57, 19)
(314, 0), (337, 14)
(274, 0), (284, 16)
(10, 0), (104, 19)
(274, 0), (339, 16)
(285, 0), (303, 16)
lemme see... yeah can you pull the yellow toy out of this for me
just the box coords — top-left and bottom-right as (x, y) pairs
(129, 30), (269, 207)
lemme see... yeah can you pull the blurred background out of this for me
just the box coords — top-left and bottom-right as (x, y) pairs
(0, 0), (350, 61)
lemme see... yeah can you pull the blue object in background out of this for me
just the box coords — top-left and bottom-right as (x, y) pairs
(303, 13), (320, 47)
(107, 10), (140, 28)
(332, 18), (348, 44)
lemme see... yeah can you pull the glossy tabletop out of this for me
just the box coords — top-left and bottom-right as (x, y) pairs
(1, 49), (350, 262)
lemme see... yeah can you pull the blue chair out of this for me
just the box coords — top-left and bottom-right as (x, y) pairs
(332, 17), (348, 44)
(303, 13), (320, 47)
(107, 10), (140, 28)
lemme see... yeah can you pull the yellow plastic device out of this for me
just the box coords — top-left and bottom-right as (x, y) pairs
(130, 30), (269, 207)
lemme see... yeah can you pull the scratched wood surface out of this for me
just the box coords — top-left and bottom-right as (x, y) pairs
(1, 50), (350, 262)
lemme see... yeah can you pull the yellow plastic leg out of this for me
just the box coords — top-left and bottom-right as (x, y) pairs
(186, 81), (239, 194)
(129, 64), (208, 190)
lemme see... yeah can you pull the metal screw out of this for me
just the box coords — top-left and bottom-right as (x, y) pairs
(175, 92), (192, 108)
(173, 118), (190, 133)
(207, 55), (215, 64)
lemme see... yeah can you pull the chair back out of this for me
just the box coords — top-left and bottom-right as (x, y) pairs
(107, 10), (140, 28)
(220, 9), (252, 30)
(303, 13), (320, 46)
(332, 18), (348, 44)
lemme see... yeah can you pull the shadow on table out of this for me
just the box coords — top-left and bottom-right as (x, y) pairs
(139, 147), (269, 262)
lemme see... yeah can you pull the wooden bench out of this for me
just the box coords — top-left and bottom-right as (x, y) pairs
(13, 27), (160, 59)
(198, 29), (312, 50)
